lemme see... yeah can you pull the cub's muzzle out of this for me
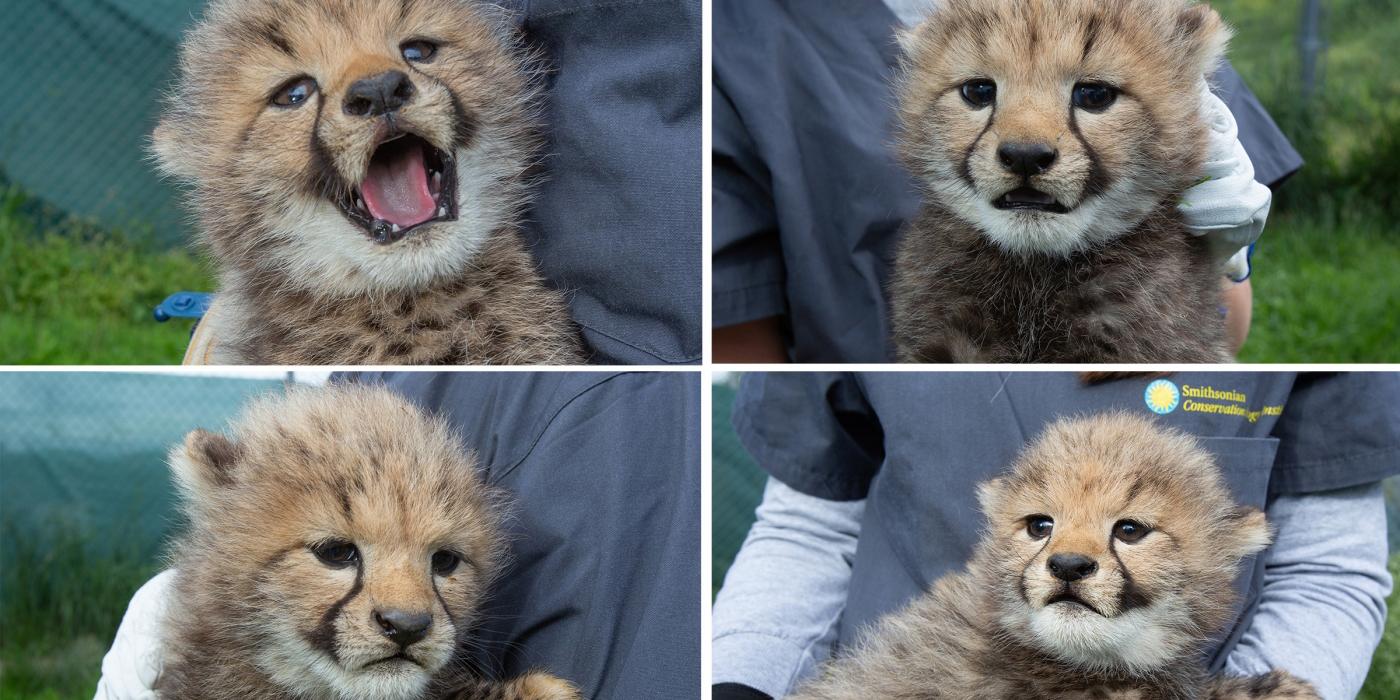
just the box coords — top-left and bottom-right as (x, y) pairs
(344, 70), (416, 118)
(997, 141), (1058, 178)
(1047, 552), (1098, 582)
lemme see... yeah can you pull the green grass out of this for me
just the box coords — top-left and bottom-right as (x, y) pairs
(0, 520), (161, 699)
(1210, 0), (1400, 362)
(0, 187), (212, 365)
(1212, 0), (1400, 222)
(1238, 212), (1400, 362)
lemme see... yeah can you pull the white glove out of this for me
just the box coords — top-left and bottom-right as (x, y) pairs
(94, 570), (175, 700)
(1179, 80), (1272, 282)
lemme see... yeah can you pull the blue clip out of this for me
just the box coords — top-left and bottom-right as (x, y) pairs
(154, 292), (213, 322)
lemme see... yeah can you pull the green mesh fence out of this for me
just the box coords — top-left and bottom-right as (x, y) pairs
(0, 372), (289, 698)
(0, 372), (286, 561)
(712, 376), (765, 594)
(0, 1), (205, 247)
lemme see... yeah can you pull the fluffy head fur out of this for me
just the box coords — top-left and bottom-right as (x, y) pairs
(889, 0), (1232, 363)
(160, 385), (509, 699)
(155, 0), (536, 297)
(791, 413), (1318, 700)
(975, 413), (1268, 675)
(897, 0), (1228, 256)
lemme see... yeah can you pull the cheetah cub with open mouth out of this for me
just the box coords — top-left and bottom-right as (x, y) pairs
(155, 0), (583, 364)
(789, 413), (1318, 700)
(158, 385), (579, 700)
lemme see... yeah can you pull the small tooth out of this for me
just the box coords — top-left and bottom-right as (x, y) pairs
(391, 223), (401, 233)
(356, 198), (365, 210)
(372, 220), (392, 241)
(432, 172), (442, 189)
(438, 206), (447, 217)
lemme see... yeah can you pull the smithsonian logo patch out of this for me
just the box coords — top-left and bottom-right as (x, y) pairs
(1144, 379), (1181, 414)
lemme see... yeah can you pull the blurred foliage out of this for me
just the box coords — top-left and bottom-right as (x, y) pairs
(1238, 212), (1399, 362)
(1212, 0), (1400, 223)
(0, 517), (160, 699)
(1210, 0), (1400, 360)
(0, 186), (212, 364)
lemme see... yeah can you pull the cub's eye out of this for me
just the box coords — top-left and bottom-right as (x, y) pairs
(431, 550), (460, 576)
(401, 40), (438, 63)
(1114, 520), (1151, 543)
(311, 540), (359, 567)
(1026, 516), (1054, 540)
(1072, 82), (1118, 112)
(960, 79), (997, 108)
(271, 77), (317, 108)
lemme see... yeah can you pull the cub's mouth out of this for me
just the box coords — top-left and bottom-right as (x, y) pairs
(1046, 590), (1104, 616)
(338, 132), (458, 245)
(994, 186), (1070, 214)
(363, 651), (425, 669)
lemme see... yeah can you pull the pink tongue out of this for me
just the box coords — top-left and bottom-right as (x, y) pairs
(360, 142), (436, 228)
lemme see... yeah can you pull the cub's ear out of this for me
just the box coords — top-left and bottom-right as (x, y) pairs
(169, 429), (243, 503)
(976, 477), (1006, 515)
(1223, 506), (1272, 557)
(1175, 3), (1231, 78)
(150, 120), (199, 181)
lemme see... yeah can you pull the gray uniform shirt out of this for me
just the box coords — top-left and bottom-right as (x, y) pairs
(498, 0), (701, 364)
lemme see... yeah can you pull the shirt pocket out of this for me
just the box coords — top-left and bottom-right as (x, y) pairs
(1195, 436), (1280, 509)
(1193, 435), (1280, 666)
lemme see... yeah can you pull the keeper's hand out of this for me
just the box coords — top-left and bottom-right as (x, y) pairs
(1179, 81), (1272, 283)
(94, 570), (175, 699)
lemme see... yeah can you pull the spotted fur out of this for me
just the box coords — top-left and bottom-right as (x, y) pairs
(1208, 671), (1321, 700)
(159, 385), (579, 699)
(789, 413), (1319, 700)
(154, 0), (583, 364)
(890, 0), (1232, 363)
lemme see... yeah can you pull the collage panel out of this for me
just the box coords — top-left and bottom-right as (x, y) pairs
(713, 371), (1400, 699)
(2, 1), (1400, 699)
(0, 370), (700, 698)
(712, 0), (1399, 364)
(2, 0), (700, 366)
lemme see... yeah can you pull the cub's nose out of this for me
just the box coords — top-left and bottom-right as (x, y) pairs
(997, 141), (1058, 178)
(344, 70), (415, 117)
(373, 608), (432, 648)
(1047, 553), (1098, 582)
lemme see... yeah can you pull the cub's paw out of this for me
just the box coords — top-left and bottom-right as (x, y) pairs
(510, 671), (582, 700)
(1209, 669), (1320, 699)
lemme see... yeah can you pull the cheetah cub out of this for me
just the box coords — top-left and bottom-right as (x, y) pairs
(790, 413), (1318, 700)
(891, 0), (1234, 362)
(154, 0), (583, 364)
(159, 385), (579, 700)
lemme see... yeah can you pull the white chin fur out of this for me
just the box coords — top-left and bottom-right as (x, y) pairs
(258, 638), (432, 700)
(1012, 598), (1186, 675)
(325, 660), (432, 700)
(931, 178), (1155, 257)
(268, 130), (519, 298)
